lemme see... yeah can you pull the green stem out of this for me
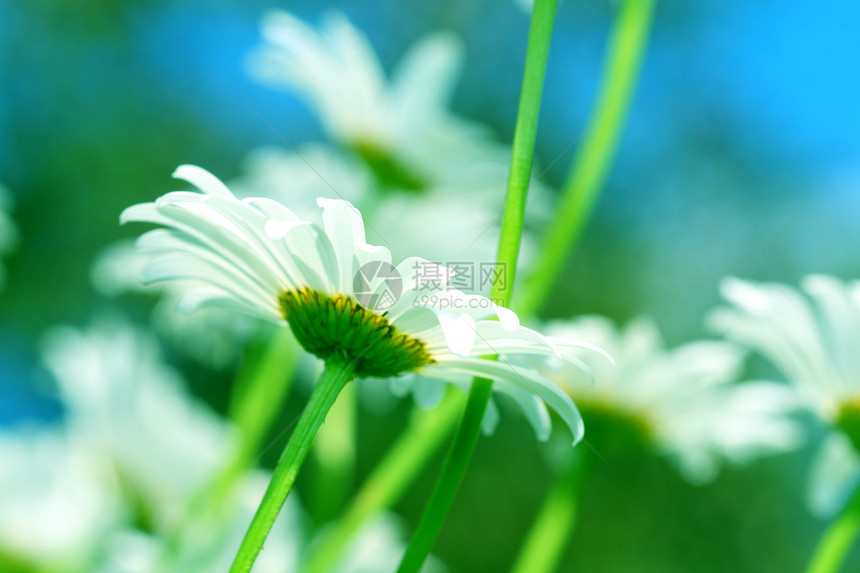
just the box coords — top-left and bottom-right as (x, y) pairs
(229, 355), (355, 573)
(805, 478), (860, 573)
(310, 382), (357, 525)
(301, 390), (465, 573)
(397, 1), (559, 571)
(396, 378), (495, 573)
(510, 451), (593, 573)
(493, 0), (560, 303)
(518, 0), (656, 317)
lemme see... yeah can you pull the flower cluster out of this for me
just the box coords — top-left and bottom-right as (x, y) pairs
(0, 318), (442, 573)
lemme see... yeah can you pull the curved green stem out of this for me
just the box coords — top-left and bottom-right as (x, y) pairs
(396, 377), (495, 573)
(301, 390), (465, 573)
(397, 1), (559, 570)
(510, 451), (593, 573)
(229, 356), (355, 573)
(518, 0), (656, 317)
(806, 478), (860, 573)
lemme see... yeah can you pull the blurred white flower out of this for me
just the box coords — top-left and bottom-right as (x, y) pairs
(0, 429), (122, 571)
(95, 471), (444, 573)
(0, 183), (19, 290)
(710, 275), (860, 514)
(41, 317), (235, 526)
(246, 11), (552, 264)
(94, 473), (303, 573)
(121, 165), (607, 444)
(251, 10), (481, 177)
(545, 316), (803, 484)
(2, 315), (424, 572)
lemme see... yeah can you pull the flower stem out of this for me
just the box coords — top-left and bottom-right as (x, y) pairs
(805, 478), (860, 573)
(301, 390), (465, 573)
(518, 0), (656, 317)
(229, 355), (355, 573)
(396, 377), (495, 573)
(510, 450), (593, 573)
(396, 1), (559, 570)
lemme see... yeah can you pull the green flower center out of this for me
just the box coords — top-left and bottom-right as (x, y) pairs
(279, 288), (433, 378)
(835, 397), (860, 453)
(352, 141), (427, 193)
(576, 399), (654, 459)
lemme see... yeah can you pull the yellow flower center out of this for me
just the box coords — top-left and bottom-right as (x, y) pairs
(279, 288), (433, 377)
(835, 397), (860, 453)
(574, 399), (654, 459)
(352, 140), (427, 192)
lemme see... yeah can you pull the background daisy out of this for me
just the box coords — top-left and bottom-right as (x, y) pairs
(711, 275), (860, 516)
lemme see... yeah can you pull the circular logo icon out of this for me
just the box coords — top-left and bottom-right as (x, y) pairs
(353, 261), (403, 311)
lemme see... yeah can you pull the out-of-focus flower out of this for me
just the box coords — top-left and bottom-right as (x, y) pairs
(245, 11), (552, 264)
(41, 317), (234, 526)
(251, 10), (490, 186)
(93, 472), (303, 573)
(122, 165), (608, 444)
(710, 275), (860, 514)
(0, 430), (122, 571)
(0, 183), (19, 290)
(544, 316), (803, 483)
(0, 317), (237, 571)
(1, 316), (423, 572)
(95, 471), (445, 573)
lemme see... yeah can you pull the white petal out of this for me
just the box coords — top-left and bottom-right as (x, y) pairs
(413, 376), (446, 409)
(807, 432), (860, 518)
(437, 312), (477, 358)
(427, 359), (584, 444)
(481, 398), (500, 436)
(172, 165), (232, 197)
(391, 32), (463, 129)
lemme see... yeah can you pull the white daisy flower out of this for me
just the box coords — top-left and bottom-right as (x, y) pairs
(0, 429), (123, 571)
(251, 10), (489, 183)
(41, 317), (235, 527)
(0, 317), (236, 572)
(94, 473), (444, 573)
(246, 12), (553, 264)
(544, 316), (803, 484)
(121, 165), (607, 444)
(710, 275), (860, 514)
(0, 183), (19, 289)
(93, 473), (303, 573)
